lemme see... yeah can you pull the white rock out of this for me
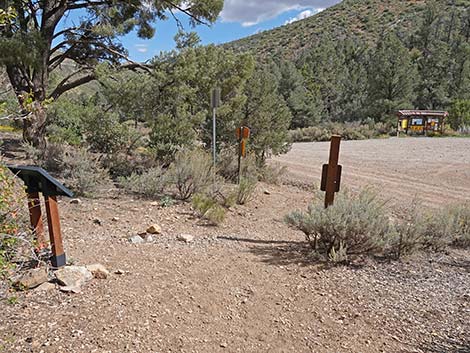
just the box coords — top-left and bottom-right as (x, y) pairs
(177, 234), (194, 243)
(85, 264), (109, 279)
(69, 198), (82, 204)
(129, 235), (144, 244)
(54, 266), (93, 290)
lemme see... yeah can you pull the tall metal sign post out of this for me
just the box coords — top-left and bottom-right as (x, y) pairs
(211, 88), (221, 170)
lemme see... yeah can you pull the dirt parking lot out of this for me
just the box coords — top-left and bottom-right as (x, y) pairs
(276, 137), (470, 207)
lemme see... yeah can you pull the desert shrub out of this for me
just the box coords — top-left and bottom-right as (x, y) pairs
(236, 177), (258, 205)
(289, 121), (393, 143)
(118, 167), (167, 198)
(0, 163), (28, 280)
(191, 193), (226, 225)
(449, 204), (470, 247)
(286, 189), (393, 258)
(217, 148), (259, 182)
(27, 143), (110, 196)
(102, 148), (157, 179)
(259, 163), (287, 185)
(168, 149), (213, 200)
(393, 202), (428, 258)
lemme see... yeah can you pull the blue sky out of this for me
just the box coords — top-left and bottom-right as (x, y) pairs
(120, 0), (342, 62)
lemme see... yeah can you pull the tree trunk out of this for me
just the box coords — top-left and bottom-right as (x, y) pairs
(23, 101), (47, 149)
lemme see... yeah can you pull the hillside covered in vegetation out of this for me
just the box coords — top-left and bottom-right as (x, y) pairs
(225, 0), (469, 61)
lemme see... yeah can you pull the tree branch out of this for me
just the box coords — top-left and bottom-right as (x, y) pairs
(49, 72), (97, 99)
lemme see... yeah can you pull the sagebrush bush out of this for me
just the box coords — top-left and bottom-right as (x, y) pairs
(217, 149), (259, 182)
(259, 163), (287, 185)
(286, 189), (393, 257)
(168, 149), (213, 200)
(119, 167), (168, 198)
(26, 143), (110, 196)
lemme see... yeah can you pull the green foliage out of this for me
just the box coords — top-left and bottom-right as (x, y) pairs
(286, 189), (392, 257)
(289, 121), (393, 142)
(26, 143), (110, 197)
(191, 193), (226, 225)
(449, 100), (470, 131)
(0, 162), (26, 279)
(119, 167), (167, 198)
(168, 149), (214, 201)
(242, 68), (292, 164)
(236, 177), (258, 205)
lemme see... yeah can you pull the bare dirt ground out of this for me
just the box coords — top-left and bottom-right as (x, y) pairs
(275, 137), (470, 207)
(1, 134), (469, 353)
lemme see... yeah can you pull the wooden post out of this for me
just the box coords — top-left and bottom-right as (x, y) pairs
(325, 135), (341, 209)
(44, 195), (66, 267)
(27, 192), (46, 249)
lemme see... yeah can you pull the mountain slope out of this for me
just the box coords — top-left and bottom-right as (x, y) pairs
(224, 0), (469, 60)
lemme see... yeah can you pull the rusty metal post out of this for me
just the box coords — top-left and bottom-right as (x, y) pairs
(324, 135), (341, 208)
(44, 195), (66, 267)
(27, 192), (46, 249)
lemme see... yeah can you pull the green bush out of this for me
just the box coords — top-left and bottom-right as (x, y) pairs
(236, 177), (258, 205)
(286, 189), (393, 257)
(191, 193), (226, 225)
(119, 167), (168, 198)
(26, 143), (111, 197)
(168, 149), (213, 200)
(0, 163), (27, 279)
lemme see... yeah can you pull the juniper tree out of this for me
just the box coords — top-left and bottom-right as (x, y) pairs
(0, 0), (222, 147)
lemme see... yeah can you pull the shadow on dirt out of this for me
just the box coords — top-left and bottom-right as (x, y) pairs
(419, 337), (470, 353)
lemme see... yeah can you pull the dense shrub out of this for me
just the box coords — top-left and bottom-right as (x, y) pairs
(191, 193), (226, 225)
(0, 162), (28, 280)
(236, 177), (258, 205)
(286, 189), (470, 262)
(168, 149), (213, 200)
(118, 167), (167, 198)
(286, 189), (392, 258)
(289, 121), (394, 143)
(26, 143), (110, 196)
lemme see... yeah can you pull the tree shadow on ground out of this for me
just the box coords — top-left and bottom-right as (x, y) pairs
(218, 235), (326, 268)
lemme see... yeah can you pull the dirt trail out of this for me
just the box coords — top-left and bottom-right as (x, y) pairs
(275, 137), (470, 207)
(1, 134), (469, 353)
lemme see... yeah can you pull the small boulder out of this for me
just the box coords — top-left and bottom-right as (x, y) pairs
(264, 190), (271, 195)
(14, 268), (48, 290)
(55, 266), (93, 291)
(70, 198), (82, 204)
(85, 264), (109, 279)
(112, 217), (120, 222)
(177, 234), (194, 243)
(146, 224), (162, 234)
(144, 234), (155, 243)
(34, 282), (56, 292)
(129, 235), (144, 244)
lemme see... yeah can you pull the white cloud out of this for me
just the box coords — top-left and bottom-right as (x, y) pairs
(284, 9), (315, 25)
(135, 44), (149, 53)
(220, 0), (341, 27)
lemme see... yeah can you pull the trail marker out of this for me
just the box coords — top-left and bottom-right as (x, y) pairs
(236, 126), (250, 184)
(7, 165), (73, 267)
(320, 135), (342, 208)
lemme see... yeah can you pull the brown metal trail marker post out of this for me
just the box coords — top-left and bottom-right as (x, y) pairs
(7, 165), (73, 267)
(320, 135), (342, 208)
(236, 126), (250, 184)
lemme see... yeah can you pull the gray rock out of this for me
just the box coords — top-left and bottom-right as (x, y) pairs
(129, 235), (144, 244)
(14, 268), (48, 289)
(55, 266), (93, 290)
(177, 234), (194, 243)
(144, 234), (155, 243)
(85, 264), (109, 279)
